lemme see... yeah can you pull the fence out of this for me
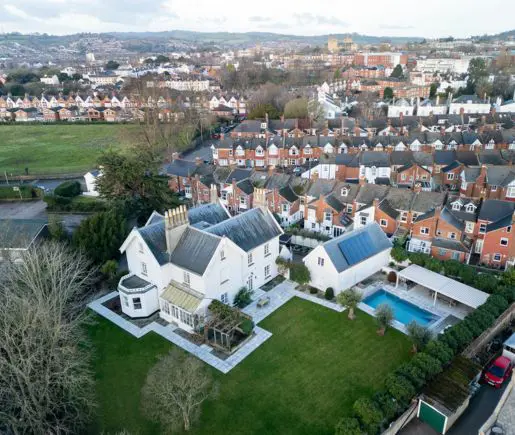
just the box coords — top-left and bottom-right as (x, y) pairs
(462, 303), (515, 359)
(381, 401), (418, 435)
(290, 234), (324, 249)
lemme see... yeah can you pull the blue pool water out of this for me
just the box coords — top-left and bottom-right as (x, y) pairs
(362, 290), (439, 327)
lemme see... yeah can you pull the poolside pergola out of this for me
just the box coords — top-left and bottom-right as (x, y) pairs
(396, 264), (488, 310)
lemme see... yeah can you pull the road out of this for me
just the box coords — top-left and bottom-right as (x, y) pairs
(447, 382), (508, 435)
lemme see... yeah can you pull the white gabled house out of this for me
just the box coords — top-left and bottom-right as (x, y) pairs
(117, 204), (283, 332)
(303, 223), (392, 294)
(84, 169), (102, 196)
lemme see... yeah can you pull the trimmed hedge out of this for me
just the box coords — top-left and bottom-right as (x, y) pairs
(0, 185), (42, 199)
(54, 180), (82, 198)
(44, 195), (107, 212)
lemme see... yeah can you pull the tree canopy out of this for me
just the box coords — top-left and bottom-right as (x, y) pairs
(383, 87), (394, 100)
(105, 60), (120, 70)
(390, 64), (404, 79)
(283, 98), (309, 118)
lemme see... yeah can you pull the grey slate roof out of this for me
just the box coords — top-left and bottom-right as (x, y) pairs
(456, 151), (479, 166)
(225, 168), (254, 183)
(0, 219), (48, 249)
(306, 179), (337, 197)
(169, 227), (221, 275)
(237, 179), (254, 195)
(486, 214), (513, 233)
(322, 223), (392, 273)
(463, 167), (481, 182)
(205, 208), (282, 252)
(379, 199), (400, 219)
(413, 152), (434, 167)
(355, 184), (389, 205)
(432, 238), (470, 253)
(434, 151), (456, 166)
(479, 200), (515, 222)
(138, 224), (168, 265)
(487, 167), (515, 187)
(332, 182), (360, 203)
(325, 194), (344, 212)
(479, 151), (506, 166)
(411, 191), (446, 213)
(360, 151), (390, 167)
(440, 208), (465, 231)
(384, 189), (414, 211)
(390, 151), (414, 166)
(163, 159), (198, 177)
(335, 153), (360, 167)
(187, 203), (230, 226)
(278, 185), (298, 203)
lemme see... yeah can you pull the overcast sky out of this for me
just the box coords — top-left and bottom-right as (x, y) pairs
(2, 0), (514, 38)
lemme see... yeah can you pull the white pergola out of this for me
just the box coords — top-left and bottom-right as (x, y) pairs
(396, 264), (488, 309)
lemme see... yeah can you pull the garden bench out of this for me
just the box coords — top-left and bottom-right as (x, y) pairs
(257, 297), (270, 308)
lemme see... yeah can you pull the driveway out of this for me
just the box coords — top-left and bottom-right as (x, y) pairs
(0, 200), (47, 219)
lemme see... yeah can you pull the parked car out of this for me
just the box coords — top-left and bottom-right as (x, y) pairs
(483, 356), (513, 388)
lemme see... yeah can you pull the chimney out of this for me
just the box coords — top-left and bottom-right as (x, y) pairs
(479, 164), (488, 181)
(436, 95), (440, 106)
(171, 152), (179, 161)
(373, 198), (380, 209)
(413, 183), (422, 194)
(311, 170), (319, 182)
(280, 114), (284, 123)
(164, 205), (189, 256)
(210, 183), (218, 204)
(265, 112), (269, 127)
(434, 206), (441, 220)
(254, 187), (268, 210)
(268, 165), (274, 176)
(220, 132), (224, 140)
(195, 156), (202, 166)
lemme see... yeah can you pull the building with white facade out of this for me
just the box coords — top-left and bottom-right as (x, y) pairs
(415, 58), (471, 74)
(83, 169), (101, 197)
(117, 204), (282, 332)
(387, 98), (415, 117)
(303, 223), (392, 294)
(40, 75), (60, 85)
(449, 95), (491, 115)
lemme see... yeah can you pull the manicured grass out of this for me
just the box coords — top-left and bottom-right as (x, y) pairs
(88, 298), (411, 435)
(0, 124), (141, 176)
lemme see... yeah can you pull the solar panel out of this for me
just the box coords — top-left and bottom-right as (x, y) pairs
(338, 232), (376, 266)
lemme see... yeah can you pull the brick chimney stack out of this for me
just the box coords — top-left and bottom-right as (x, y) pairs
(413, 183), (422, 194)
(210, 184), (218, 204)
(164, 205), (189, 256)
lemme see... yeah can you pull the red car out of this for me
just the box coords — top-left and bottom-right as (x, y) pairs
(484, 356), (513, 388)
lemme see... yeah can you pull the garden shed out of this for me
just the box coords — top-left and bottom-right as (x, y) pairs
(417, 356), (481, 434)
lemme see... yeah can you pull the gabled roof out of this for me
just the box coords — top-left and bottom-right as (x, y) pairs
(163, 159), (198, 177)
(355, 184), (389, 205)
(205, 208), (282, 252)
(320, 223), (392, 273)
(479, 151), (507, 166)
(390, 151), (414, 166)
(236, 178), (254, 195)
(434, 150), (456, 166)
(411, 191), (446, 214)
(487, 167), (515, 187)
(486, 214), (513, 233)
(479, 200), (515, 222)
(335, 153), (360, 167)
(278, 185), (298, 203)
(379, 199), (400, 219)
(440, 208), (465, 231)
(225, 168), (253, 183)
(169, 227), (221, 275)
(360, 151), (390, 167)
(456, 151), (479, 166)
(325, 194), (344, 213)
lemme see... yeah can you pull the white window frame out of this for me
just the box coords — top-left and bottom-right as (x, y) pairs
(501, 238), (509, 247)
(248, 252), (253, 266)
(141, 262), (148, 276)
(507, 187), (515, 198)
(122, 295), (129, 307)
(264, 265), (271, 278)
(380, 219), (388, 227)
(318, 257), (325, 266)
(479, 223), (487, 234)
(447, 173), (455, 181)
(264, 243), (270, 256)
(133, 297), (142, 310)
(183, 271), (191, 286)
(220, 250), (226, 261)
(360, 216), (367, 226)
(465, 222), (474, 233)
(493, 253), (502, 262)
(420, 227), (429, 235)
(449, 232), (456, 240)
(221, 292), (228, 304)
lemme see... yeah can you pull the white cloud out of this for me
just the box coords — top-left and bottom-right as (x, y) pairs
(1, 0), (514, 38)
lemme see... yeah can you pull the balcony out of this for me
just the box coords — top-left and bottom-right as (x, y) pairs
(406, 241), (431, 254)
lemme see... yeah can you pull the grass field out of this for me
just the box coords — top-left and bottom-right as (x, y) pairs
(88, 298), (411, 435)
(0, 124), (140, 176)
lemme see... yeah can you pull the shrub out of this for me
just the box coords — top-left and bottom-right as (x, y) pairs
(384, 373), (416, 404)
(387, 271), (397, 283)
(411, 353), (442, 380)
(473, 274), (499, 293)
(337, 288), (363, 320)
(391, 246), (408, 263)
(100, 259), (119, 287)
(396, 363), (426, 389)
(325, 287), (334, 300)
(442, 260), (463, 278)
(335, 417), (363, 435)
(353, 397), (384, 434)
(408, 252), (429, 266)
(373, 391), (399, 421)
(458, 266), (476, 285)
(309, 287), (318, 294)
(425, 258), (442, 273)
(54, 180), (82, 198)
(289, 263), (311, 287)
(425, 340), (454, 364)
(233, 287), (254, 308)
(239, 318), (254, 335)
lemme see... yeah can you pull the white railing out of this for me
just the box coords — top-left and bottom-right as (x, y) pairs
(407, 242), (430, 254)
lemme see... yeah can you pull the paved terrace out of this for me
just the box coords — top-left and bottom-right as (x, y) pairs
(88, 280), (344, 374)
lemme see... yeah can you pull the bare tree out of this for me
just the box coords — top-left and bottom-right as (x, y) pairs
(141, 350), (218, 432)
(0, 242), (96, 434)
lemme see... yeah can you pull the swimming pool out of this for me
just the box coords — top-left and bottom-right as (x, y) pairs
(362, 289), (439, 327)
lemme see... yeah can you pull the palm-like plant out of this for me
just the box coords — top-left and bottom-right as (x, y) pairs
(375, 303), (394, 335)
(406, 321), (433, 353)
(337, 288), (363, 320)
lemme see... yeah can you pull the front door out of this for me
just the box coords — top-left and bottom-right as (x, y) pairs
(247, 276), (253, 291)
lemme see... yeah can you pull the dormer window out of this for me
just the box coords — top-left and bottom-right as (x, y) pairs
(452, 202), (461, 211)
(260, 122), (267, 129)
(304, 145), (312, 155)
(255, 146), (264, 156)
(341, 187), (348, 196)
(465, 203), (476, 213)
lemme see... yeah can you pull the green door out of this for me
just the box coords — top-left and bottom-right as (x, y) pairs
(419, 401), (446, 433)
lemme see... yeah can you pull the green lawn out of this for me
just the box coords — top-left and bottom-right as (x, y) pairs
(88, 298), (411, 435)
(0, 124), (140, 176)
